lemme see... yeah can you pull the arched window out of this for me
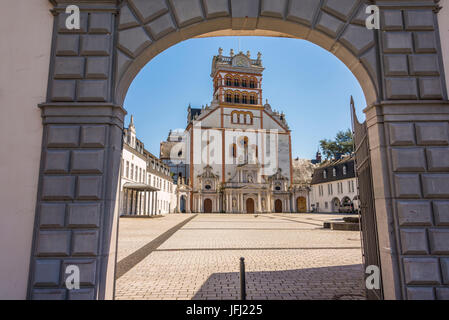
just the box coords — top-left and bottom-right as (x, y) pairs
(250, 94), (257, 105)
(232, 112), (238, 123)
(226, 92), (232, 103)
(234, 78), (240, 87)
(242, 94), (248, 104)
(225, 76), (232, 86)
(234, 93), (240, 103)
(241, 78), (248, 88)
(246, 113), (251, 124)
(250, 78), (256, 88)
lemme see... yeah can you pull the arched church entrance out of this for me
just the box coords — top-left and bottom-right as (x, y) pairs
(203, 199), (212, 213)
(297, 197), (307, 213)
(246, 198), (255, 214)
(275, 199), (283, 213)
(26, 0), (449, 300)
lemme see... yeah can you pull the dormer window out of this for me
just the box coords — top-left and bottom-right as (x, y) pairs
(323, 170), (327, 179)
(343, 165), (347, 175)
(333, 168), (337, 177)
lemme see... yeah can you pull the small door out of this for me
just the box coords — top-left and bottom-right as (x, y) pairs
(180, 196), (186, 213)
(275, 199), (283, 213)
(246, 198), (255, 214)
(297, 197), (307, 213)
(204, 199), (213, 213)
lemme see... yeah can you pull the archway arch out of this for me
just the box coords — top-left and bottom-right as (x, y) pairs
(29, 0), (449, 300)
(115, 6), (378, 107)
(331, 197), (341, 213)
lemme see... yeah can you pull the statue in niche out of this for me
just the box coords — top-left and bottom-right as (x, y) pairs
(232, 198), (237, 208)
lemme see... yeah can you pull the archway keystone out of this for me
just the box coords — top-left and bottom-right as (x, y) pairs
(29, 0), (449, 300)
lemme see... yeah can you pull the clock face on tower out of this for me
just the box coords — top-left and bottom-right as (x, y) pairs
(233, 56), (249, 67)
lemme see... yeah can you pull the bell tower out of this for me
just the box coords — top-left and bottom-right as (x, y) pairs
(211, 48), (265, 107)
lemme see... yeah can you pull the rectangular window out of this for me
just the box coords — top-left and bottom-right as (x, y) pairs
(126, 161), (129, 178)
(131, 164), (134, 181)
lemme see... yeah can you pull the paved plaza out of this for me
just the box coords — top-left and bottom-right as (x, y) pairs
(115, 214), (366, 300)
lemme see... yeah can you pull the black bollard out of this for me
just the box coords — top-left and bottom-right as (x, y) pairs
(240, 257), (246, 300)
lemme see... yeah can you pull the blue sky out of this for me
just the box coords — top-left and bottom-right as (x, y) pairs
(123, 36), (366, 159)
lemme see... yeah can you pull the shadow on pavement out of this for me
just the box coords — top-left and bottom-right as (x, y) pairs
(192, 264), (366, 300)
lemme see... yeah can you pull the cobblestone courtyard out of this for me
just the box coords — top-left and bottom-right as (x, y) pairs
(115, 214), (366, 300)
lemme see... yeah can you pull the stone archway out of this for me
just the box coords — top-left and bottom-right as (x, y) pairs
(28, 0), (449, 300)
(331, 197), (341, 212)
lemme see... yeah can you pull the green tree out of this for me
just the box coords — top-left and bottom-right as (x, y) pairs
(319, 129), (354, 160)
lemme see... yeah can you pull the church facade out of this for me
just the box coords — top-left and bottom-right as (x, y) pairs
(161, 49), (309, 214)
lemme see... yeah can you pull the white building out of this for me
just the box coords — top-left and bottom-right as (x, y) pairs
(309, 156), (359, 213)
(161, 49), (312, 214)
(119, 116), (176, 216)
